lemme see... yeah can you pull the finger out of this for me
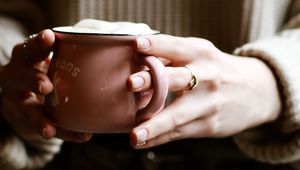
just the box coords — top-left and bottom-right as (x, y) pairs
(135, 35), (223, 89)
(127, 70), (152, 92)
(55, 128), (93, 143)
(20, 94), (57, 140)
(12, 29), (55, 63)
(135, 35), (214, 65)
(133, 117), (217, 149)
(33, 52), (53, 73)
(27, 70), (53, 95)
(1, 90), (56, 141)
(23, 90), (92, 142)
(131, 92), (219, 146)
(127, 67), (192, 92)
(40, 122), (57, 140)
(134, 90), (153, 110)
(158, 57), (172, 66)
(23, 94), (59, 140)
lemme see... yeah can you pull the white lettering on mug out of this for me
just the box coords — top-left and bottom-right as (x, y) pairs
(55, 58), (80, 77)
(72, 67), (80, 77)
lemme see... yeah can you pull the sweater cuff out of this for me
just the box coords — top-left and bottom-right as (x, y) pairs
(0, 135), (63, 170)
(233, 30), (300, 164)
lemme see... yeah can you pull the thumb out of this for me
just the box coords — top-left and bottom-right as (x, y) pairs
(12, 29), (55, 63)
(27, 29), (55, 62)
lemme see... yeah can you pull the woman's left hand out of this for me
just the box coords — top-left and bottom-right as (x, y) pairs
(128, 34), (281, 148)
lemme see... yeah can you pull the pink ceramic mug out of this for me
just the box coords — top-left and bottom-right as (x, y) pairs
(46, 28), (168, 133)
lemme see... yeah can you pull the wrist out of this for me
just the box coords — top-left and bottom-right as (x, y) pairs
(234, 55), (281, 122)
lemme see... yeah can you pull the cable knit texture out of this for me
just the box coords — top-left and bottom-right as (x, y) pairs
(0, 0), (300, 168)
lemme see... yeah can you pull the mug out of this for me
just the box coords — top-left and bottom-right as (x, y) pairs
(46, 27), (169, 133)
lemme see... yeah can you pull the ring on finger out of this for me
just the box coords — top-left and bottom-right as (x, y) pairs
(23, 33), (38, 60)
(184, 66), (199, 91)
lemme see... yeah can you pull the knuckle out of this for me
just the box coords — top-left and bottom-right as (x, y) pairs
(33, 74), (46, 91)
(186, 38), (205, 55)
(195, 39), (220, 60)
(171, 37), (193, 57)
(34, 72), (47, 81)
(171, 112), (186, 128)
(201, 96), (225, 136)
(172, 44), (187, 57)
(208, 76), (222, 91)
(211, 93), (225, 113)
(204, 116), (219, 136)
(168, 129), (182, 140)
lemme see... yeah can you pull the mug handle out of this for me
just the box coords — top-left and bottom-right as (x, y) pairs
(136, 56), (169, 123)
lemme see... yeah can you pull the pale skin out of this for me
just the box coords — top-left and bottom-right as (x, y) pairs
(128, 35), (281, 148)
(0, 30), (281, 148)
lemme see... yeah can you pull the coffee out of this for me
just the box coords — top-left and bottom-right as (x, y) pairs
(53, 19), (159, 35)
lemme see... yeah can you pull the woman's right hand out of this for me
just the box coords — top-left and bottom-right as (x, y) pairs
(0, 29), (92, 143)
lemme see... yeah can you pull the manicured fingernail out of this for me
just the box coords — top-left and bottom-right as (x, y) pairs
(135, 128), (148, 146)
(131, 75), (144, 90)
(137, 37), (151, 49)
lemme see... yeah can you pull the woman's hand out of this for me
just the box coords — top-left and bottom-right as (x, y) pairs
(0, 29), (92, 143)
(128, 35), (281, 148)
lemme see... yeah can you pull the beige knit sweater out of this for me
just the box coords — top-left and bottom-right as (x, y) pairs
(0, 0), (300, 169)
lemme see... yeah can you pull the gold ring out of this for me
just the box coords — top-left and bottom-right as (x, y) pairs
(184, 66), (199, 91)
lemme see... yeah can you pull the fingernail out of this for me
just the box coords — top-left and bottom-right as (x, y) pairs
(135, 128), (148, 146)
(40, 31), (45, 40)
(38, 81), (44, 93)
(82, 133), (92, 140)
(131, 75), (144, 90)
(41, 126), (49, 139)
(75, 133), (93, 143)
(137, 37), (151, 49)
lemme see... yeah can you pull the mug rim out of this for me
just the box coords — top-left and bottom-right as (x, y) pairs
(52, 26), (160, 36)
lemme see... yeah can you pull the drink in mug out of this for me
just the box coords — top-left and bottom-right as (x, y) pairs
(46, 19), (169, 133)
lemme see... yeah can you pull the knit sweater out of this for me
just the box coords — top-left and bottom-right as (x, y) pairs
(0, 0), (300, 169)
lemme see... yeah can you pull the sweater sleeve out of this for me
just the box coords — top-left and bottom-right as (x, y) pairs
(233, 13), (300, 164)
(0, 16), (63, 170)
(0, 132), (63, 170)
